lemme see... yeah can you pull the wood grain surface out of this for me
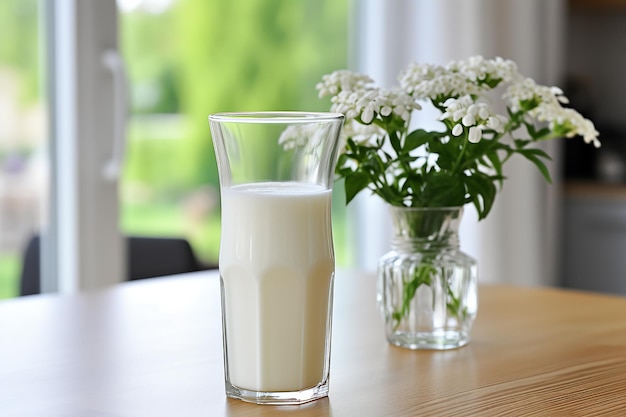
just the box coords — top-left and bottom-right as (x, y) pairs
(1, 270), (626, 416)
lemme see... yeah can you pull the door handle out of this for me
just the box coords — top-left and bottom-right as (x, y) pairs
(101, 49), (128, 181)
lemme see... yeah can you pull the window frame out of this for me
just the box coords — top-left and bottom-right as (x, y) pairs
(45, 0), (124, 293)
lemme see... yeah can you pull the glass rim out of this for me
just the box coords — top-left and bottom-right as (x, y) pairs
(208, 111), (344, 124)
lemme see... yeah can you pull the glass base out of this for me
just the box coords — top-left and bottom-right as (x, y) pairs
(387, 330), (470, 350)
(225, 380), (329, 405)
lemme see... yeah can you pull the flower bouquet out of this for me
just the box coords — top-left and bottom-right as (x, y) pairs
(317, 56), (599, 349)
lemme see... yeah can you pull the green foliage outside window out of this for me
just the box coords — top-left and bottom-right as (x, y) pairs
(120, 0), (350, 265)
(0, 0), (349, 298)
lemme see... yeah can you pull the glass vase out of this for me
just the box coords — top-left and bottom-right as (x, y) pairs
(378, 206), (478, 350)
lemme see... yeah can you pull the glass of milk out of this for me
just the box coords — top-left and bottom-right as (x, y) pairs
(209, 112), (344, 404)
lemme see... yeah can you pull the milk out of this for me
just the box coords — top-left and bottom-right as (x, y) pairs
(219, 182), (335, 392)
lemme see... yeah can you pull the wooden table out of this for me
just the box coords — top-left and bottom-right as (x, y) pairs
(1, 270), (626, 416)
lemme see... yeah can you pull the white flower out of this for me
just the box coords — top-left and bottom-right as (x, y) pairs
(399, 64), (477, 101)
(439, 95), (506, 142)
(330, 87), (421, 125)
(361, 106), (374, 124)
(462, 112), (476, 127)
(448, 55), (519, 85)
(316, 70), (374, 98)
(399, 55), (520, 102)
(277, 123), (330, 151)
(440, 96), (473, 121)
(547, 106), (600, 148)
(487, 115), (507, 132)
(278, 125), (303, 150)
(504, 77), (600, 147)
(342, 120), (385, 147)
(468, 126), (482, 143)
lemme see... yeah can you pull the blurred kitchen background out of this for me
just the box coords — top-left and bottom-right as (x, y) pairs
(561, 0), (626, 294)
(1, 0), (625, 299)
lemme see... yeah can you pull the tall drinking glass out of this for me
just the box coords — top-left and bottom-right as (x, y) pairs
(209, 112), (344, 405)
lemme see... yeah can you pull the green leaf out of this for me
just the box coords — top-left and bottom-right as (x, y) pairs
(514, 139), (530, 149)
(524, 122), (552, 140)
(336, 153), (350, 169)
(404, 129), (432, 151)
(486, 150), (504, 184)
(517, 149), (553, 183)
(344, 171), (370, 204)
(518, 147), (552, 161)
(464, 174), (498, 219)
(389, 131), (401, 154)
(418, 171), (466, 207)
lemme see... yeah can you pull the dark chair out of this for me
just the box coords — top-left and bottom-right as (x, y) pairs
(19, 235), (41, 296)
(126, 236), (203, 281)
(19, 235), (212, 296)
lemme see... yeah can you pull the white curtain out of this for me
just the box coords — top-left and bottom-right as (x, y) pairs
(349, 0), (566, 286)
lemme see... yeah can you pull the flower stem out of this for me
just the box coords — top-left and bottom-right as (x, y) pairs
(452, 131), (469, 173)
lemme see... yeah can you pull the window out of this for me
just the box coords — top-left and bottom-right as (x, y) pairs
(0, 0), (47, 299)
(0, 0), (351, 299)
(118, 0), (351, 268)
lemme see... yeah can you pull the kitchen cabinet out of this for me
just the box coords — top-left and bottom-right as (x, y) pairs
(562, 183), (626, 295)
